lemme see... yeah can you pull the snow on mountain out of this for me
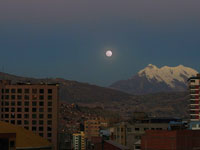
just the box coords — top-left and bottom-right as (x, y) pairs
(138, 64), (198, 88)
(110, 64), (198, 94)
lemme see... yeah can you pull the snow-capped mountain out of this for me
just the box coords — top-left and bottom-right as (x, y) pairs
(110, 64), (198, 94)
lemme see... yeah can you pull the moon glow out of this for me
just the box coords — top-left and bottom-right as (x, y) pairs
(106, 50), (113, 57)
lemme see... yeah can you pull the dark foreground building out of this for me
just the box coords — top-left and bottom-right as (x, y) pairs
(0, 80), (59, 149)
(141, 130), (200, 150)
(0, 120), (52, 150)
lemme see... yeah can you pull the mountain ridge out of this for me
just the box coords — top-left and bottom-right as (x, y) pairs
(110, 64), (198, 94)
(0, 71), (190, 118)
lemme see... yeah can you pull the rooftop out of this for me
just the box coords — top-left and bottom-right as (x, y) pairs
(0, 121), (52, 149)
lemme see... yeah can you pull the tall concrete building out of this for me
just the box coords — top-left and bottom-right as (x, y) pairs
(84, 118), (100, 140)
(0, 80), (59, 149)
(188, 74), (200, 130)
(73, 132), (86, 150)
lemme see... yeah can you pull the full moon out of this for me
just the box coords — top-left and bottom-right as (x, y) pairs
(106, 50), (113, 57)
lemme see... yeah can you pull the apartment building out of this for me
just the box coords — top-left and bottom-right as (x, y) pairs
(73, 132), (86, 150)
(109, 118), (178, 150)
(0, 80), (59, 149)
(84, 118), (100, 140)
(188, 74), (200, 130)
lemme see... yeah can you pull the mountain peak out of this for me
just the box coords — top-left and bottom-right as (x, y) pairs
(146, 64), (158, 69)
(138, 64), (198, 88)
(110, 64), (198, 94)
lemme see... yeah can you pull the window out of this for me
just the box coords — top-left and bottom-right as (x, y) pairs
(135, 128), (140, 131)
(11, 95), (15, 100)
(48, 114), (52, 119)
(25, 89), (29, 93)
(32, 114), (37, 118)
(10, 141), (15, 148)
(24, 101), (29, 106)
(11, 101), (15, 106)
(47, 133), (52, 138)
(39, 127), (43, 131)
(39, 102), (44, 106)
(24, 95), (29, 100)
(32, 120), (37, 125)
(17, 108), (22, 112)
(2, 89), (4, 93)
(32, 95), (37, 100)
(135, 145), (141, 149)
(32, 89), (37, 94)
(48, 102), (52, 106)
(5, 89), (9, 93)
(17, 114), (22, 118)
(39, 89), (44, 94)
(24, 120), (29, 125)
(5, 108), (9, 112)
(17, 120), (22, 125)
(48, 127), (52, 131)
(39, 114), (44, 119)
(5, 95), (9, 100)
(39, 133), (43, 137)
(11, 108), (15, 112)
(39, 95), (44, 100)
(11, 120), (15, 124)
(39, 120), (43, 125)
(47, 120), (52, 125)
(32, 102), (37, 106)
(48, 108), (52, 112)
(135, 136), (141, 140)
(32, 127), (37, 131)
(48, 89), (52, 94)
(32, 108), (37, 112)
(11, 89), (16, 93)
(24, 114), (29, 118)
(48, 95), (52, 100)
(11, 114), (15, 119)
(25, 108), (29, 112)
(17, 88), (22, 93)
(39, 108), (44, 112)
(17, 101), (22, 106)
(17, 95), (22, 99)
(5, 114), (9, 118)
(5, 101), (9, 106)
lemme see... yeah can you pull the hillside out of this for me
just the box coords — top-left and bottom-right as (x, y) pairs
(0, 72), (190, 118)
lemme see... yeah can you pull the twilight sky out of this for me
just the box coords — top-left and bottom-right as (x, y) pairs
(0, 0), (200, 86)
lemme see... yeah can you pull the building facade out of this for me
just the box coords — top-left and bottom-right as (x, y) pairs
(141, 130), (200, 150)
(188, 74), (200, 130)
(0, 80), (59, 149)
(110, 119), (173, 150)
(73, 132), (86, 150)
(84, 118), (100, 140)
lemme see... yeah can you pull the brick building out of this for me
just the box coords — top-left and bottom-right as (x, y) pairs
(141, 130), (200, 150)
(0, 80), (59, 149)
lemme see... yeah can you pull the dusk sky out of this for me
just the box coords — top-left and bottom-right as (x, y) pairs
(0, 0), (200, 86)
